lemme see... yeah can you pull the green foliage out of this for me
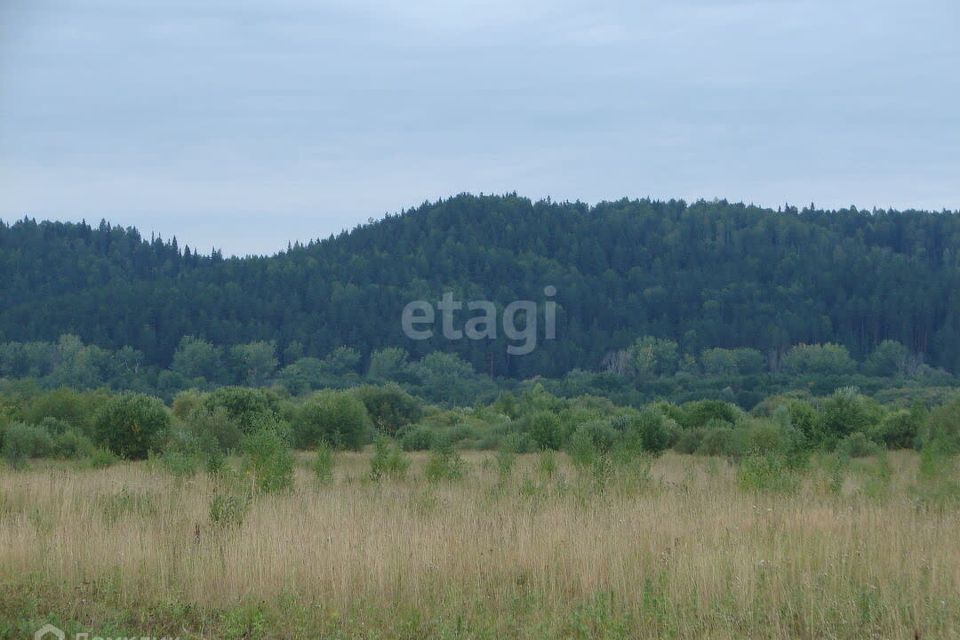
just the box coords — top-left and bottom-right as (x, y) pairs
(229, 341), (278, 386)
(676, 400), (740, 429)
(919, 400), (960, 453)
(241, 429), (294, 494)
(621, 409), (675, 454)
(51, 428), (95, 459)
(397, 424), (435, 451)
(2, 423), (53, 467)
(172, 336), (224, 384)
(864, 340), (912, 377)
(294, 390), (371, 450)
(353, 384), (422, 435)
(836, 432), (882, 458)
(873, 409), (922, 449)
(203, 387), (280, 436)
(313, 442), (334, 483)
(209, 493), (250, 528)
(185, 406), (243, 455)
(94, 393), (170, 460)
(369, 436), (409, 481)
(528, 410), (564, 450)
(424, 438), (467, 482)
(783, 343), (857, 376)
(816, 387), (879, 448)
(3, 197), (960, 388)
(629, 336), (680, 379)
(737, 454), (800, 493)
(87, 448), (118, 469)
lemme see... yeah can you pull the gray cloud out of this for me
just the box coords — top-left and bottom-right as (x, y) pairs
(1, 0), (957, 255)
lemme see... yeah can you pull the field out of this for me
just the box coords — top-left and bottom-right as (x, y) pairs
(2, 450), (960, 639)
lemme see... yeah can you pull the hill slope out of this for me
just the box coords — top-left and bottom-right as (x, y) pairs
(2, 194), (960, 377)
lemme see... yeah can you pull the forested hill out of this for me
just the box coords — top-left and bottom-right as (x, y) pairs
(2, 194), (960, 378)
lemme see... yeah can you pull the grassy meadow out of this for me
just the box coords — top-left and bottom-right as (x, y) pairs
(2, 449), (960, 639)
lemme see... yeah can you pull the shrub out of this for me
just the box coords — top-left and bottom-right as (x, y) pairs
(210, 493), (250, 528)
(677, 400), (740, 429)
(313, 442), (334, 483)
(162, 450), (200, 477)
(424, 439), (466, 482)
(203, 387), (280, 435)
(737, 454), (800, 493)
(873, 409), (921, 450)
(2, 423), (53, 467)
(398, 425), (435, 451)
(836, 432), (882, 458)
(23, 388), (108, 437)
(294, 391), (371, 450)
(241, 429), (294, 493)
(528, 411), (564, 450)
(369, 436), (410, 481)
(817, 388), (878, 448)
(94, 393), (170, 460)
(87, 448), (118, 469)
(919, 400), (960, 453)
(353, 384), (422, 435)
(673, 428), (706, 454)
(51, 428), (95, 459)
(782, 343), (857, 376)
(697, 427), (737, 457)
(186, 406), (244, 454)
(622, 409), (674, 454)
(568, 426), (598, 469)
(573, 420), (619, 455)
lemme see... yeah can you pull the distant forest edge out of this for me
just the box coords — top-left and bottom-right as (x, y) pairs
(3, 193), (960, 382)
(0, 332), (957, 410)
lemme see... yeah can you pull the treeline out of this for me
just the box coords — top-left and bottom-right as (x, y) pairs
(3, 194), (960, 378)
(2, 378), (960, 478)
(0, 333), (954, 410)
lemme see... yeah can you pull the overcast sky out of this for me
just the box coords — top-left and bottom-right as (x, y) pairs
(1, 0), (957, 255)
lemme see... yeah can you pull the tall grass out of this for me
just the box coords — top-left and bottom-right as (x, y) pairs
(1, 451), (958, 638)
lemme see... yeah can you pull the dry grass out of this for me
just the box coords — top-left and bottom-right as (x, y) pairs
(1, 451), (959, 638)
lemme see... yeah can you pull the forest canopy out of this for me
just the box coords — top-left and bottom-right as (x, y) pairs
(2, 194), (960, 380)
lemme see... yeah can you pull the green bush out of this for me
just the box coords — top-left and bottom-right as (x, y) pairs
(919, 400), (960, 453)
(185, 406), (243, 454)
(737, 454), (800, 493)
(313, 442), (334, 483)
(816, 387), (879, 448)
(294, 391), (371, 450)
(94, 393), (170, 459)
(424, 439), (466, 482)
(873, 409), (922, 449)
(369, 436), (410, 481)
(353, 384), (422, 435)
(836, 432), (882, 458)
(397, 424), (435, 451)
(2, 423), (53, 467)
(673, 428), (706, 454)
(87, 448), (118, 469)
(622, 409), (674, 454)
(241, 429), (294, 493)
(573, 420), (618, 455)
(51, 428), (95, 459)
(528, 410), (564, 450)
(203, 387), (280, 435)
(677, 400), (740, 429)
(697, 427), (737, 457)
(210, 493), (250, 528)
